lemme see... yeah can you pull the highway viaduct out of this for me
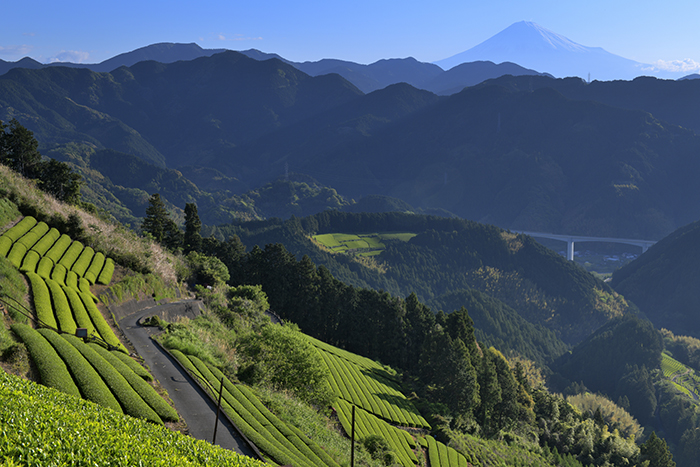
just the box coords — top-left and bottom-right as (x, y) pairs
(515, 231), (657, 261)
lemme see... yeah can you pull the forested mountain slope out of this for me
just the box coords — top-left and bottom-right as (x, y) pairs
(612, 219), (700, 338)
(221, 211), (630, 348)
(482, 74), (700, 133)
(4, 56), (700, 238)
(0, 51), (363, 169)
(0, 136), (684, 466)
(258, 84), (700, 239)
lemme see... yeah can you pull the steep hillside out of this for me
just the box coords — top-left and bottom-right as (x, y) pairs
(0, 51), (363, 170)
(220, 211), (630, 347)
(253, 84), (700, 239)
(611, 219), (700, 338)
(5, 56), (700, 239)
(483, 73), (700, 133)
(0, 149), (681, 467)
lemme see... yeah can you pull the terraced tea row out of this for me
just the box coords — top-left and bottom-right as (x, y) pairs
(311, 337), (429, 429)
(170, 349), (340, 467)
(1, 216), (122, 349)
(0, 369), (263, 467)
(0, 216), (115, 286)
(661, 353), (700, 400)
(26, 271), (125, 351)
(423, 436), (469, 467)
(334, 398), (418, 467)
(11, 324), (177, 424)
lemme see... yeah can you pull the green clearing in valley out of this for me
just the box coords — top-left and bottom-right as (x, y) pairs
(312, 232), (416, 256)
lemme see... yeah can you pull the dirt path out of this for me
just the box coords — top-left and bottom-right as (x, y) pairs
(113, 299), (258, 458)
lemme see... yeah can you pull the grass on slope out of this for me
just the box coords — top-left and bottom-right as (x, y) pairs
(0, 368), (265, 467)
(0, 164), (180, 284)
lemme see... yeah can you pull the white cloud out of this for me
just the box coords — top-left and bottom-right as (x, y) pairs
(649, 58), (700, 73)
(48, 50), (90, 64)
(213, 33), (262, 42)
(0, 44), (34, 57)
(22, 32), (36, 37)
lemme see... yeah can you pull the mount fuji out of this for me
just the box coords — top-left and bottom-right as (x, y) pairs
(435, 21), (671, 81)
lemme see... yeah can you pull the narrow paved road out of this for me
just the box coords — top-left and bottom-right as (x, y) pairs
(116, 302), (257, 458)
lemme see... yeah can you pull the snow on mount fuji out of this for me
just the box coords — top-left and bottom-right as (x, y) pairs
(435, 21), (662, 81)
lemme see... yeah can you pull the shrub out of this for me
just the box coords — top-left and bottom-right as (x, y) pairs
(58, 240), (83, 270)
(238, 324), (334, 407)
(65, 270), (78, 289)
(84, 251), (106, 284)
(30, 226), (60, 255)
(0, 236), (12, 257)
(19, 249), (40, 273)
(26, 272), (57, 329)
(45, 278), (76, 334)
(16, 221), (49, 249)
(88, 343), (179, 422)
(10, 323), (79, 397)
(79, 277), (97, 302)
(45, 233), (71, 263)
(63, 285), (97, 337)
(98, 257), (115, 285)
(62, 334), (163, 424)
(71, 246), (94, 277)
(79, 291), (126, 352)
(109, 350), (153, 381)
(50, 263), (68, 286)
(1, 216), (37, 242)
(6, 241), (27, 268)
(0, 369), (266, 466)
(37, 328), (122, 413)
(185, 251), (230, 286)
(36, 256), (54, 280)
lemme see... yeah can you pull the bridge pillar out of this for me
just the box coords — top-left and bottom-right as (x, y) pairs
(567, 239), (574, 261)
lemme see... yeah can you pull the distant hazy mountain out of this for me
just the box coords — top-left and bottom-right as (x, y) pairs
(293, 57), (444, 93)
(0, 57), (43, 76)
(435, 21), (663, 81)
(0, 43), (227, 75)
(680, 73), (700, 80)
(4, 51), (700, 239)
(422, 60), (551, 95)
(480, 74), (700, 133)
(1, 41), (554, 95)
(74, 42), (227, 72)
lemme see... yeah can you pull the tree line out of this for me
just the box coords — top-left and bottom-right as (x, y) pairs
(0, 119), (82, 204)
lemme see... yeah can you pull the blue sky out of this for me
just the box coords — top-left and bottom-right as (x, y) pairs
(2, 0), (699, 72)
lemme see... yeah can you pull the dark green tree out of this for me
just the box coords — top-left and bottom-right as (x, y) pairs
(446, 307), (480, 362)
(445, 337), (480, 417)
(183, 202), (202, 254)
(617, 364), (657, 425)
(405, 292), (435, 370)
(141, 194), (172, 243)
(640, 432), (675, 467)
(476, 348), (502, 434)
(0, 119), (43, 178)
(38, 158), (82, 203)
